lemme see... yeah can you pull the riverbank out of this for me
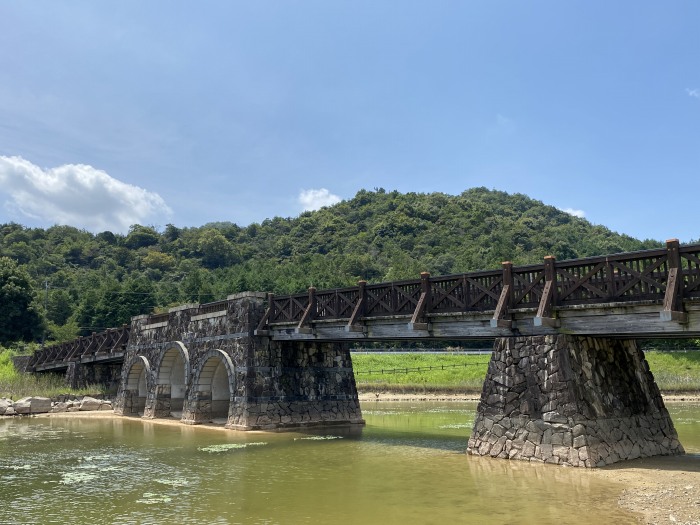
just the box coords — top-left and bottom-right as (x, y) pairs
(595, 454), (700, 525)
(357, 391), (700, 403)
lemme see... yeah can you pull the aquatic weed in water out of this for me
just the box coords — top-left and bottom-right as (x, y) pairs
(294, 435), (343, 441)
(136, 492), (173, 505)
(198, 442), (268, 453)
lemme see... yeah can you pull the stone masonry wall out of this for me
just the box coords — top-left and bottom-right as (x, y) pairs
(467, 335), (683, 467)
(114, 292), (364, 431)
(227, 340), (363, 430)
(65, 362), (122, 392)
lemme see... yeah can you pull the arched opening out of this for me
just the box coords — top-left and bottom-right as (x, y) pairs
(156, 345), (188, 415)
(124, 357), (149, 415)
(195, 352), (233, 421)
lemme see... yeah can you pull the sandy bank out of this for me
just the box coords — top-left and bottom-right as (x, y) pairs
(357, 392), (700, 403)
(593, 454), (700, 524)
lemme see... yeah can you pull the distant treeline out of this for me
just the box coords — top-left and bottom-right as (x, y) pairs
(0, 187), (663, 344)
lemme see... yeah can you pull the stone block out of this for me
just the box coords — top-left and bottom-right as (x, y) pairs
(573, 435), (587, 448)
(12, 399), (31, 414)
(51, 402), (70, 413)
(79, 396), (103, 411)
(24, 396), (53, 413)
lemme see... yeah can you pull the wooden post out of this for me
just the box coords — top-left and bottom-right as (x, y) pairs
(535, 256), (560, 327)
(296, 287), (317, 334)
(346, 281), (367, 332)
(254, 293), (275, 335)
(491, 262), (514, 328)
(661, 239), (687, 323)
(409, 272), (431, 331)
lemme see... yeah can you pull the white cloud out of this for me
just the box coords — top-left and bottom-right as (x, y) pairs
(560, 207), (586, 218)
(298, 188), (341, 211)
(0, 156), (172, 233)
(687, 88), (700, 99)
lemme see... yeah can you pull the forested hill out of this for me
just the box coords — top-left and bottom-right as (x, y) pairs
(0, 187), (659, 343)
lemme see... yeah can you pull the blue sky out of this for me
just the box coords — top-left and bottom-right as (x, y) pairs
(0, 2), (699, 242)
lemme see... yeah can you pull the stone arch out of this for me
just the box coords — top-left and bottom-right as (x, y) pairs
(152, 342), (190, 414)
(192, 349), (235, 420)
(123, 355), (152, 415)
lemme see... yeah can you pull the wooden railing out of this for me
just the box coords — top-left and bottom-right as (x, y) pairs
(29, 325), (130, 370)
(31, 240), (700, 367)
(258, 240), (700, 332)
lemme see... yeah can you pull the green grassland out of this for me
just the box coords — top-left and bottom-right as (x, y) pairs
(1, 348), (699, 399)
(0, 349), (105, 399)
(351, 352), (490, 394)
(351, 351), (700, 395)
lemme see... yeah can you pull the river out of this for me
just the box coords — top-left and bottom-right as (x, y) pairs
(1, 401), (699, 524)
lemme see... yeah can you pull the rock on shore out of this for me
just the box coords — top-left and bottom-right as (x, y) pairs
(0, 396), (112, 416)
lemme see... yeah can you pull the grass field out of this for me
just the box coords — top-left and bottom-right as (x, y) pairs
(0, 349), (105, 399)
(1, 348), (699, 398)
(351, 350), (700, 394)
(645, 351), (700, 392)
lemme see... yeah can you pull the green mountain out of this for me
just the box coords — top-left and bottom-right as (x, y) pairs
(0, 187), (659, 343)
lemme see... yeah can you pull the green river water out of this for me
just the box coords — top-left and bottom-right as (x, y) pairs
(1, 401), (699, 525)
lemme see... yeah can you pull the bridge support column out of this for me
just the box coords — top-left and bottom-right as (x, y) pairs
(65, 362), (81, 390)
(226, 340), (364, 430)
(467, 335), (683, 467)
(145, 384), (173, 418)
(182, 391), (213, 424)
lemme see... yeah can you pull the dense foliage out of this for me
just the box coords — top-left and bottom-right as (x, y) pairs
(0, 187), (660, 344)
(0, 257), (43, 344)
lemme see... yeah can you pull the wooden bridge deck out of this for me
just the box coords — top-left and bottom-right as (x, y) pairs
(256, 239), (700, 340)
(31, 326), (130, 372)
(29, 240), (700, 371)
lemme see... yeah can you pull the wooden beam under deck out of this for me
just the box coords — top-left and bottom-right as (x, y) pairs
(262, 301), (700, 342)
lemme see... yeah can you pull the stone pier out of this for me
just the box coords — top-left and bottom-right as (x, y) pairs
(467, 335), (683, 467)
(113, 292), (364, 430)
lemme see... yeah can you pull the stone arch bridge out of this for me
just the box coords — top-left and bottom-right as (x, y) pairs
(28, 240), (700, 467)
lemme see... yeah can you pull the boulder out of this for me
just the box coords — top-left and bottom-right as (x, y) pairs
(51, 402), (70, 413)
(0, 398), (12, 415)
(12, 399), (32, 414)
(13, 397), (52, 414)
(79, 396), (102, 411)
(29, 397), (52, 414)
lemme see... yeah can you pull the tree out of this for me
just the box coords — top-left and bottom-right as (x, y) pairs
(197, 228), (237, 268)
(124, 225), (160, 249)
(0, 257), (43, 344)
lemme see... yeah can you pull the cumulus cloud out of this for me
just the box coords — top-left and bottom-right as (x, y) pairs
(298, 188), (341, 211)
(560, 207), (586, 218)
(0, 156), (172, 233)
(687, 88), (700, 99)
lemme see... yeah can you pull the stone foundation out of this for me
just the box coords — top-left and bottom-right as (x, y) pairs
(467, 335), (683, 467)
(115, 293), (364, 430)
(227, 340), (363, 430)
(64, 361), (122, 392)
(120, 390), (146, 415)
